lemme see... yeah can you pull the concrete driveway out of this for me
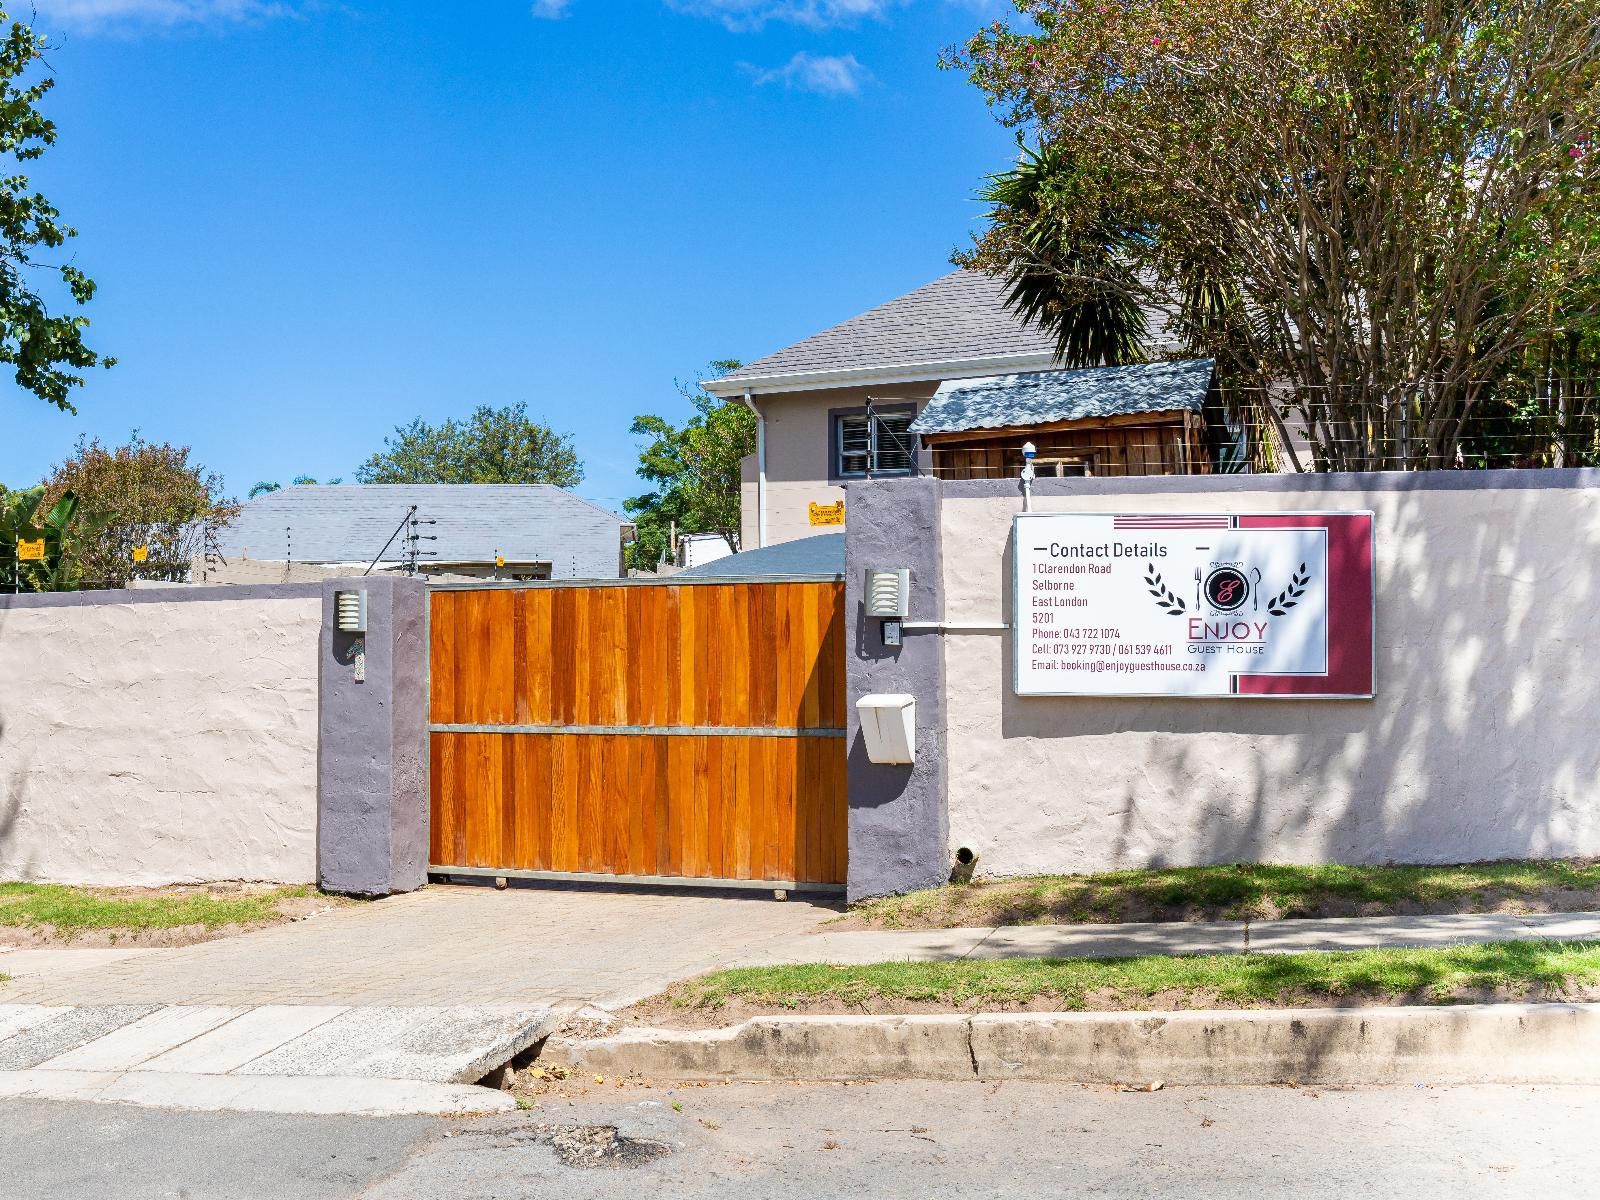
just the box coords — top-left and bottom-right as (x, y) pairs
(0, 884), (840, 1010)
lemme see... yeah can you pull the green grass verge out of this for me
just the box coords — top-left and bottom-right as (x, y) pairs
(848, 860), (1600, 928)
(659, 941), (1600, 1012)
(0, 883), (315, 938)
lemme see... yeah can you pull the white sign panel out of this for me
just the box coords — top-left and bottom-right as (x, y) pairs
(1013, 512), (1375, 698)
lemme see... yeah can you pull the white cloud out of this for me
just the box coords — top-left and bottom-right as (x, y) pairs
(670, 0), (902, 32)
(28, 0), (299, 31)
(746, 50), (871, 96)
(529, 0), (572, 17)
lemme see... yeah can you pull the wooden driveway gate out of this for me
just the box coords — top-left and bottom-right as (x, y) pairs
(427, 579), (848, 890)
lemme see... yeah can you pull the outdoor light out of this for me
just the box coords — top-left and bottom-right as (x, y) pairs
(864, 567), (910, 647)
(334, 589), (368, 633)
(1021, 441), (1038, 511)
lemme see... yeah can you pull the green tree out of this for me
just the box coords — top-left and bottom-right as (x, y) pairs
(0, 10), (113, 411)
(42, 434), (239, 588)
(625, 360), (755, 571)
(356, 403), (583, 487)
(950, 0), (1600, 470)
(1, 484), (93, 592)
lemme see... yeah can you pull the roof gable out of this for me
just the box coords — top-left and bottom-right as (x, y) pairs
(708, 271), (1060, 393)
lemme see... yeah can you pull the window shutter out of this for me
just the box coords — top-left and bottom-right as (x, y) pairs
(838, 415), (871, 476)
(872, 413), (915, 474)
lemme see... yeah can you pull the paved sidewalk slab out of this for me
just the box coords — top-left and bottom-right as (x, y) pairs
(0, 949), (154, 980)
(0, 1005), (71, 1044)
(741, 911), (1600, 969)
(0, 886), (836, 1008)
(41, 1006), (242, 1072)
(138, 1005), (349, 1075)
(235, 1005), (557, 1083)
(0, 1003), (554, 1092)
(0, 1069), (516, 1115)
(0, 1006), (158, 1071)
(968, 923), (1243, 960)
(1244, 913), (1542, 953)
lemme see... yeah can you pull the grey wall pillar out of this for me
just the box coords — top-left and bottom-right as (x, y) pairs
(844, 476), (949, 901)
(317, 575), (429, 897)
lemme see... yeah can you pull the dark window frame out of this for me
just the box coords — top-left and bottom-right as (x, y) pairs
(827, 402), (919, 483)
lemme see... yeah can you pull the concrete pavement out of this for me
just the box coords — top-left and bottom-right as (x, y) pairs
(0, 1003), (554, 1114)
(746, 909), (1600, 965)
(4, 888), (1596, 1115)
(0, 885), (837, 1114)
(3, 1082), (1596, 1199)
(0, 884), (839, 1009)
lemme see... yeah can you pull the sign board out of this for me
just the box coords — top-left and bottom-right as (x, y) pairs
(131, 545), (149, 563)
(16, 538), (45, 562)
(808, 500), (845, 527)
(1013, 511), (1374, 698)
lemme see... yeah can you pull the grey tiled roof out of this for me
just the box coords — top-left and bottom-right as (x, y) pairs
(715, 271), (1060, 386)
(218, 485), (626, 578)
(910, 358), (1215, 436)
(674, 533), (843, 579)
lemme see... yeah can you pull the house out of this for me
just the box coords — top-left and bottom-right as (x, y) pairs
(211, 484), (634, 582)
(703, 269), (1230, 549)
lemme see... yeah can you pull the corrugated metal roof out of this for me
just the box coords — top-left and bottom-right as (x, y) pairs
(217, 484), (627, 578)
(673, 533), (843, 579)
(910, 359), (1215, 436)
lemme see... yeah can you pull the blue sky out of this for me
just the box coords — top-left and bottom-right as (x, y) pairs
(2, 0), (1017, 513)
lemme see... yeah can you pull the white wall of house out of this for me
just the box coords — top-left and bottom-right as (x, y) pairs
(0, 590), (322, 886)
(937, 478), (1600, 875)
(742, 383), (936, 548)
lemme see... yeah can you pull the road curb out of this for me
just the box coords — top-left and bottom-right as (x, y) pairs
(541, 1003), (1600, 1086)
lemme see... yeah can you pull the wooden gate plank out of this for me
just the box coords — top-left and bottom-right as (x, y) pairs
(429, 582), (847, 886)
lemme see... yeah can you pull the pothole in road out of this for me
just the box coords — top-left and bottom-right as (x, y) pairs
(546, 1124), (672, 1170)
(454, 1124), (673, 1171)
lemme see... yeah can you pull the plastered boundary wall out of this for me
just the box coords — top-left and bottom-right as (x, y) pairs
(845, 469), (1600, 894)
(0, 585), (324, 887)
(0, 580), (427, 893)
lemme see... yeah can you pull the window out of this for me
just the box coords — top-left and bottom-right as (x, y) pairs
(836, 411), (916, 478)
(1032, 458), (1091, 478)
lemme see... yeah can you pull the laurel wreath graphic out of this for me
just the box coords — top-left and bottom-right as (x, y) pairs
(1266, 564), (1310, 616)
(1144, 562), (1188, 615)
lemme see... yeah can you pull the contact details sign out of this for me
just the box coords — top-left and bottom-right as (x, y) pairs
(1012, 511), (1374, 698)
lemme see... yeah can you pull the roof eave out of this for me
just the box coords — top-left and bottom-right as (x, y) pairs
(702, 350), (1064, 399)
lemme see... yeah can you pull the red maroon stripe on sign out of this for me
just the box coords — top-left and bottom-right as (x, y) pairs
(1113, 517), (1230, 528)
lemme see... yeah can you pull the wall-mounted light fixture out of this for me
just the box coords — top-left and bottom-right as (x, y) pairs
(334, 589), (368, 633)
(864, 567), (910, 647)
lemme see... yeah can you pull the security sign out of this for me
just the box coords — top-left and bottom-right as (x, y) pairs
(132, 545), (149, 563)
(1013, 511), (1374, 698)
(16, 538), (45, 561)
(808, 500), (845, 527)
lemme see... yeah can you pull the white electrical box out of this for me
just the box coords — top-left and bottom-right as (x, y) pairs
(856, 693), (916, 765)
(864, 568), (910, 618)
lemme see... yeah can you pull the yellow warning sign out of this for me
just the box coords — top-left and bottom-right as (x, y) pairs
(16, 538), (45, 562)
(132, 545), (149, 563)
(808, 501), (845, 527)
(495, 554), (505, 568)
